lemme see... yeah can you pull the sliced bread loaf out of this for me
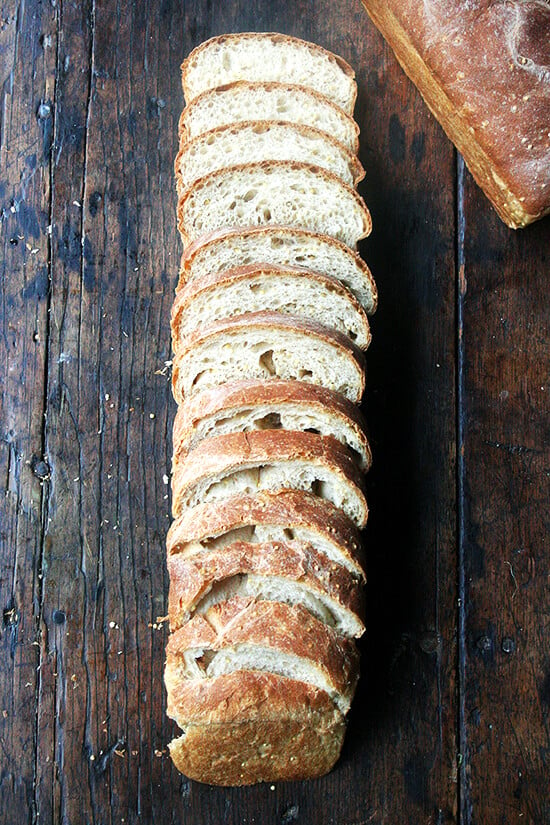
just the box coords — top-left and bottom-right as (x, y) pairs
(177, 160), (372, 248)
(167, 671), (346, 785)
(179, 81), (360, 153)
(172, 379), (372, 471)
(167, 539), (365, 636)
(178, 225), (377, 314)
(171, 311), (366, 403)
(167, 490), (366, 580)
(165, 598), (359, 713)
(171, 264), (371, 350)
(175, 120), (364, 196)
(181, 33), (357, 114)
(171, 430), (369, 528)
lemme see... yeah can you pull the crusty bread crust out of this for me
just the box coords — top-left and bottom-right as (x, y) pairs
(171, 430), (368, 527)
(166, 490), (366, 578)
(174, 119), (365, 196)
(170, 263), (372, 350)
(167, 537), (366, 633)
(172, 378), (372, 470)
(167, 671), (345, 785)
(177, 224), (378, 314)
(178, 80), (360, 153)
(361, 0), (550, 227)
(171, 310), (366, 404)
(176, 160), (372, 246)
(181, 32), (357, 113)
(166, 597), (359, 700)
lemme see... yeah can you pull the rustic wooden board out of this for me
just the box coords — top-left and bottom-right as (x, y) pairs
(0, 1), (548, 824)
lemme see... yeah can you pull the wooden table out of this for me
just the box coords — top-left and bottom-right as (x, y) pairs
(1, 1), (548, 823)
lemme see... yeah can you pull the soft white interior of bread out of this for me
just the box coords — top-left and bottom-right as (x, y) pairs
(176, 325), (363, 402)
(182, 524), (364, 579)
(183, 82), (359, 151)
(177, 121), (359, 192)
(179, 163), (368, 248)
(177, 460), (366, 527)
(193, 574), (363, 637)
(181, 402), (369, 471)
(184, 37), (356, 114)
(183, 229), (376, 313)
(178, 645), (352, 713)
(175, 271), (370, 349)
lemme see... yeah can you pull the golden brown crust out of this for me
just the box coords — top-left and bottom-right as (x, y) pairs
(166, 489), (366, 577)
(170, 430), (368, 526)
(178, 80), (360, 152)
(176, 224), (378, 315)
(167, 672), (345, 785)
(176, 160), (372, 243)
(171, 377), (372, 469)
(166, 538), (366, 633)
(174, 119), (365, 197)
(165, 597), (359, 699)
(361, 0), (550, 227)
(172, 263), (370, 342)
(171, 310), (366, 404)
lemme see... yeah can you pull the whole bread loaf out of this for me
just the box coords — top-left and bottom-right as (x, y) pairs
(361, 0), (550, 227)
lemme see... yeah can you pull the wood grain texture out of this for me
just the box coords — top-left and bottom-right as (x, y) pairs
(0, 0), (548, 823)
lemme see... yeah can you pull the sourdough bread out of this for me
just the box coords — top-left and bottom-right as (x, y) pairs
(175, 120), (364, 196)
(171, 430), (369, 528)
(177, 160), (372, 248)
(171, 311), (366, 403)
(178, 225), (378, 314)
(166, 490), (366, 580)
(171, 264), (371, 350)
(181, 32), (357, 114)
(172, 379), (372, 471)
(179, 81), (360, 153)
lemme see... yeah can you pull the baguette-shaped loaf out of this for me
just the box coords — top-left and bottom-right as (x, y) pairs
(172, 379), (372, 471)
(167, 538), (365, 636)
(165, 598), (359, 713)
(177, 161), (372, 248)
(181, 32), (357, 114)
(179, 81), (360, 153)
(167, 490), (366, 580)
(171, 430), (368, 528)
(167, 671), (346, 785)
(178, 225), (377, 314)
(171, 264), (371, 350)
(172, 311), (366, 403)
(361, 0), (550, 227)
(175, 120), (364, 196)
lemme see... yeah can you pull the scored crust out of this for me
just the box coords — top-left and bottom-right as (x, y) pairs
(171, 430), (369, 527)
(171, 378), (372, 470)
(167, 671), (346, 785)
(166, 489), (366, 578)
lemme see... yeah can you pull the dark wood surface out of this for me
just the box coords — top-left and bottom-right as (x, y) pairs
(0, 1), (548, 823)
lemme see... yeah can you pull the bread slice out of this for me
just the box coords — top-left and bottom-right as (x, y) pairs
(167, 490), (366, 580)
(171, 430), (369, 528)
(172, 379), (372, 471)
(165, 598), (359, 714)
(179, 81), (360, 153)
(177, 161), (372, 248)
(171, 311), (366, 404)
(167, 538), (365, 636)
(178, 225), (378, 314)
(175, 120), (364, 196)
(167, 671), (346, 785)
(171, 264), (372, 350)
(181, 33), (357, 114)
